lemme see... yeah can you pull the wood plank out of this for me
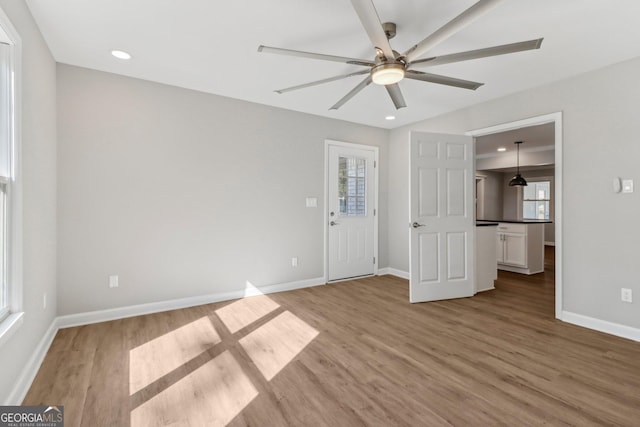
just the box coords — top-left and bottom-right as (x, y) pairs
(24, 250), (640, 426)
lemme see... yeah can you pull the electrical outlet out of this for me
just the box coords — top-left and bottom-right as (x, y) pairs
(621, 288), (633, 303)
(291, 257), (298, 267)
(109, 275), (119, 288)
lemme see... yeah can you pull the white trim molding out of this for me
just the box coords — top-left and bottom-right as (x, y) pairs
(0, 311), (23, 347)
(378, 267), (409, 280)
(562, 311), (640, 342)
(4, 318), (59, 405)
(57, 276), (325, 329)
(0, 1), (25, 347)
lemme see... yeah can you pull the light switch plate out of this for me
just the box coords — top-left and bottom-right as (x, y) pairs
(109, 275), (119, 288)
(305, 197), (318, 208)
(622, 179), (634, 193)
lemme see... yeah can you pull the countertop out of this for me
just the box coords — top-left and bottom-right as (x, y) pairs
(477, 219), (553, 224)
(476, 222), (499, 227)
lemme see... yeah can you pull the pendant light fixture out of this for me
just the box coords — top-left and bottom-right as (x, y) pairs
(508, 141), (528, 187)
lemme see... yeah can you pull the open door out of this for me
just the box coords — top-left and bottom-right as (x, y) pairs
(409, 131), (475, 303)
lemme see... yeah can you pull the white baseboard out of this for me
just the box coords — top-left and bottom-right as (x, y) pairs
(378, 267), (409, 280)
(57, 276), (325, 329)
(4, 318), (59, 405)
(562, 311), (640, 342)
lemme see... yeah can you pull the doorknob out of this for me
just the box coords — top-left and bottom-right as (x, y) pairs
(330, 221), (339, 226)
(412, 222), (426, 228)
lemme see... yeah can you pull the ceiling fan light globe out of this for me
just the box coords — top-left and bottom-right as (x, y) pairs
(371, 63), (405, 85)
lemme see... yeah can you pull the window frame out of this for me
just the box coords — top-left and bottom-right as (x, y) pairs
(0, 5), (24, 347)
(521, 177), (553, 221)
(338, 155), (367, 217)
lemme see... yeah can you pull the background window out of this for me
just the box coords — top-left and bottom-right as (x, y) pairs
(523, 180), (551, 220)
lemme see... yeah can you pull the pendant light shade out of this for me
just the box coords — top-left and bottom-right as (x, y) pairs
(509, 174), (528, 186)
(508, 141), (528, 187)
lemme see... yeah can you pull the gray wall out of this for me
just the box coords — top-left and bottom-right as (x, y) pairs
(57, 64), (389, 315)
(0, 1), (57, 403)
(476, 170), (503, 220)
(501, 173), (519, 220)
(388, 56), (640, 329)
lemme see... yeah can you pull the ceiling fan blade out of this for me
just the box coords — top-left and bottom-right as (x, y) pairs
(405, 70), (483, 90)
(349, 0), (396, 60)
(330, 75), (373, 110)
(275, 70), (370, 94)
(385, 84), (407, 110)
(411, 38), (543, 68)
(404, 0), (504, 62)
(258, 45), (374, 67)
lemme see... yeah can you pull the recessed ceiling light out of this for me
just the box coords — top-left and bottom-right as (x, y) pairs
(385, 115), (396, 120)
(111, 50), (132, 60)
(497, 147), (507, 152)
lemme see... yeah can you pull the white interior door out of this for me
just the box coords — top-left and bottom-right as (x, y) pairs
(327, 143), (376, 281)
(409, 131), (475, 302)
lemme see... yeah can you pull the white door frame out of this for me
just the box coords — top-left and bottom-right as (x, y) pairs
(475, 175), (486, 219)
(467, 112), (563, 319)
(324, 140), (379, 283)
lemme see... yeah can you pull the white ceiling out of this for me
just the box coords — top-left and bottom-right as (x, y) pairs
(25, 0), (640, 129)
(475, 122), (554, 156)
(475, 123), (555, 173)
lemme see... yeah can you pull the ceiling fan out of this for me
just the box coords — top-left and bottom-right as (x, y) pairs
(258, 0), (543, 110)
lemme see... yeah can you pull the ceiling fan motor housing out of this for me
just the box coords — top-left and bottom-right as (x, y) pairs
(382, 22), (397, 40)
(371, 62), (405, 85)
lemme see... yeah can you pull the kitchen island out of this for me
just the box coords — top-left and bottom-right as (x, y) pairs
(478, 220), (551, 275)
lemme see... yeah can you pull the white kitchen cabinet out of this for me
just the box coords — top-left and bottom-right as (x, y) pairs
(497, 232), (526, 266)
(496, 222), (544, 275)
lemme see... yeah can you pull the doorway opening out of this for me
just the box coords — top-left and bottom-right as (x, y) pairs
(468, 112), (563, 319)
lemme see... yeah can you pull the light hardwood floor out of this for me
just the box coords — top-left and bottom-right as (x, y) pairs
(25, 250), (640, 426)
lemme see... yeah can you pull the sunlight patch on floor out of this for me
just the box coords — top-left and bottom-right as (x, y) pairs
(128, 292), (319, 425)
(130, 350), (258, 427)
(215, 294), (280, 334)
(129, 316), (221, 394)
(239, 311), (319, 381)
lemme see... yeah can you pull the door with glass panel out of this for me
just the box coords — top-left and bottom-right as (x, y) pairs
(327, 143), (376, 281)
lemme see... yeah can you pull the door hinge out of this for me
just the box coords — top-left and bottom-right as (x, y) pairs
(374, 209), (376, 216)
(374, 160), (377, 168)
(373, 257), (376, 264)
